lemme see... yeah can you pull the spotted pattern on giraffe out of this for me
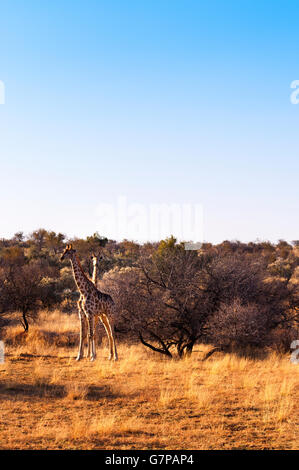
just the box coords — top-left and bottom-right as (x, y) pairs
(61, 244), (118, 361)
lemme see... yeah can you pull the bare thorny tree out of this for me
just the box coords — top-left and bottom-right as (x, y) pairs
(0, 260), (58, 331)
(103, 241), (299, 359)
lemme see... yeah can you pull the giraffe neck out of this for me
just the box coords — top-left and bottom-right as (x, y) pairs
(70, 253), (92, 296)
(92, 258), (97, 286)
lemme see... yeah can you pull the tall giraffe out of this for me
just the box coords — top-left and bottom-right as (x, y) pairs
(61, 245), (118, 361)
(75, 253), (99, 360)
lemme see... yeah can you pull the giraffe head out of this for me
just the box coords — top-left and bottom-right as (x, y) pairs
(91, 253), (104, 264)
(61, 244), (76, 261)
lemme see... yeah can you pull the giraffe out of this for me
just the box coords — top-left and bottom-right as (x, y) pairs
(74, 253), (98, 360)
(80, 253), (98, 359)
(91, 253), (107, 357)
(61, 244), (118, 361)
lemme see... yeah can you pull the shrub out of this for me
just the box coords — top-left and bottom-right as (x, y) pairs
(206, 299), (273, 350)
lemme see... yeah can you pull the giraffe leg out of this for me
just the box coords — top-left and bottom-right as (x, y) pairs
(100, 317), (112, 360)
(86, 313), (96, 362)
(88, 316), (98, 360)
(76, 298), (87, 361)
(86, 313), (92, 359)
(101, 313), (118, 361)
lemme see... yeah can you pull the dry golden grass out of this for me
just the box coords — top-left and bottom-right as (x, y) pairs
(0, 310), (298, 449)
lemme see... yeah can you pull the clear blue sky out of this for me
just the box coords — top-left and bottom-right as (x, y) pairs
(0, 0), (298, 243)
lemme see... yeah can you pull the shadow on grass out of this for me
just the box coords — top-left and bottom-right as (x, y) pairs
(7, 353), (72, 360)
(0, 382), (66, 399)
(85, 385), (120, 401)
(0, 382), (120, 401)
(4, 330), (78, 348)
(202, 345), (270, 361)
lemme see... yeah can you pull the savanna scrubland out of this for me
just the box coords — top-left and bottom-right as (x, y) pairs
(0, 231), (299, 449)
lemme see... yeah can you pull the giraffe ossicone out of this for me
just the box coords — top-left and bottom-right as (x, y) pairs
(61, 244), (118, 361)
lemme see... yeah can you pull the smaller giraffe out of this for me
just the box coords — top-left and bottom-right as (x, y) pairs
(61, 245), (118, 361)
(91, 253), (98, 288)
(79, 253), (98, 359)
